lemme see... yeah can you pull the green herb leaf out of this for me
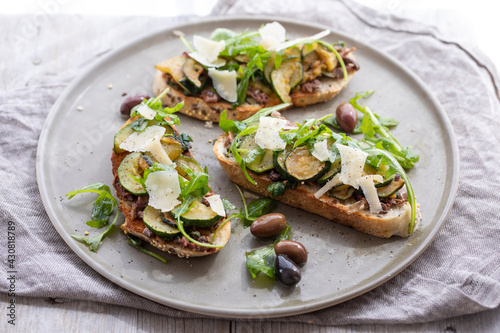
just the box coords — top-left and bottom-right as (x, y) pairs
(66, 182), (119, 252)
(210, 28), (236, 41)
(266, 182), (287, 198)
(246, 225), (291, 279)
(131, 118), (149, 132)
(174, 133), (193, 150)
(126, 235), (167, 263)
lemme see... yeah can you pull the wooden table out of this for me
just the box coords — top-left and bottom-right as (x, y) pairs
(1, 294), (499, 332)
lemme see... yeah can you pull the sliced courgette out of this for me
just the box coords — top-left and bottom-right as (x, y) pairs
(301, 42), (317, 58)
(155, 56), (189, 91)
(238, 135), (274, 173)
(118, 152), (147, 195)
(330, 184), (355, 200)
(161, 211), (179, 228)
(273, 146), (293, 179)
(263, 54), (276, 84)
(174, 155), (204, 178)
(284, 146), (330, 182)
(143, 206), (181, 239)
(377, 178), (405, 198)
(289, 62), (303, 90)
(270, 58), (301, 103)
(182, 58), (207, 91)
(317, 158), (341, 185)
(172, 201), (222, 228)
(160, 137), (184, 161)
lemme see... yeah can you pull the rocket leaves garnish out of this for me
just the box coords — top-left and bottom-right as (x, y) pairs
(246, 225), (291, 279)
(66, 183), (119, 252)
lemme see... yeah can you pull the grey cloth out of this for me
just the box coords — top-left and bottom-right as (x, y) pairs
(1, 0), (499, 325)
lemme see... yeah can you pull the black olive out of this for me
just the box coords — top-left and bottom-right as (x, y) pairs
(120, 94), (150, 116)
(275, 254), (301, 286)
(336, 102), (358, 133)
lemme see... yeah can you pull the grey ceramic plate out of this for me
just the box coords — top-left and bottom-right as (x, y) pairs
(37, 17), (459, 318)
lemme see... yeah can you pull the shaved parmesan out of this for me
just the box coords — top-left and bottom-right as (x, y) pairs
(192, 35), (225, 62)
(312, 140), (330, 161)
(274, 29), (330, 51)
(145, 170), (181, 212)
(189, 35), (226, 67)
(254, 117), (288, 150)
(208, 69), (237, 102)
(119, 125), (166, 152)
(357, 175), (383, 213)
(189, 51), (226, 68)
(314, 173), (342, 198)
(144, 137), (172, 165)
(205, 194), (225, 217)
(136, 104), (156, 120)
(259, 21), (286, 51)
(336, 144), (368, 189)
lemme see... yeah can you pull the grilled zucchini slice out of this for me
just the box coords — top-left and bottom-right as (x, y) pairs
(118, 152), (147, 196)
(143, 206), (181, 239)
(172, 201), (222, 228)
(284, 146), (330, 182)
(238, 135), (274, 173)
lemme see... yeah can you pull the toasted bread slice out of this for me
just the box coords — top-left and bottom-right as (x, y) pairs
(153, 63), (356, 122)
(213, 133), (420, 238)
(111, 118), (231, 258)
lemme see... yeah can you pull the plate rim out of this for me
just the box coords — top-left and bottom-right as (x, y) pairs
(36, 15), (460, 318)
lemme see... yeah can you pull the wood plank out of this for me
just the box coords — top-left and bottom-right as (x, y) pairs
(1, 294), (499, 332)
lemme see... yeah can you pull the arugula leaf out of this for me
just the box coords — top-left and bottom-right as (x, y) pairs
(131, 118), (149, 132)
(210, 28), (236, 41)
(246, 225), (291, 279)
(322, 114), (363, 134)
(265, 182), (287, 198)
(66, 183), (119, 252)
(174, 133), (193, 150)
(222, 198), (237, 210)
(232, 185), (278, 227)
(126, 235), (167, 263)
(351, 91), (419, 169)
(365, 148), (417, 234)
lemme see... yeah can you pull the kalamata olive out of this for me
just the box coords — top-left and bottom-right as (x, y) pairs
(120, 94), (150, 115)
(275, 254), (301, 286)
(250, 213), (287, 239)
(274, 240), (308, 265)
(336, 102), (358, 133)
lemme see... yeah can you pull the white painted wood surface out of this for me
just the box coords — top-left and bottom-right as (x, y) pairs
(1, 294), (499, 332)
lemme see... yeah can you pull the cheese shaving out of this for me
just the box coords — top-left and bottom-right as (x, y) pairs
(192, 35), (225, 63)
(144, 138), (173, 165)
(259, 21), (286, 51)
(119, 125), (166, 152)
(254, 117), (288, 150)
(312, 140), (330, 161)
(314, 173), (342, 198)
(208, 69), (237, 102)
(336, 144), (368, 189)
(274, 29), (330, 51)
(357, 175), (383, 213)
(205, 194), (225, 217)
(136, 104), (156, 120)
(145, 170), (181, 212)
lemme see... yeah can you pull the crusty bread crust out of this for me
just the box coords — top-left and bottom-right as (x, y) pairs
(111, 118), (231, 258)
(214, 134), (420, 238)
(153, 67), (355, 122)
